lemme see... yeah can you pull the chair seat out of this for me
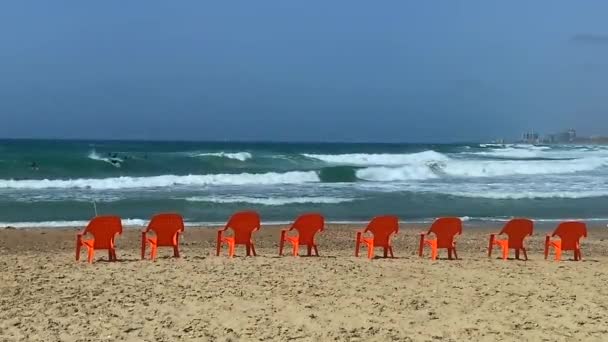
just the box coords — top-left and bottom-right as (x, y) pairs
(81, 238), (95, 248)
(284, 235), (299, 244)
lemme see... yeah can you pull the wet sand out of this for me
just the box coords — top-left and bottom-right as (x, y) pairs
(1, 223), (608, 341)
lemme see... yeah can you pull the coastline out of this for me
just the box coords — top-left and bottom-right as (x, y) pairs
(2, 223), (608, 341)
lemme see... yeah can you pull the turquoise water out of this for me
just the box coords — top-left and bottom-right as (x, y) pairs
(1, 139), (608, 226)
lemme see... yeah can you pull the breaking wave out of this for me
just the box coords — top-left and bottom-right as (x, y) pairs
(0, 219), (147, 228)
(303, 150), (448, 166)
(0, 171), (319, 190)
(196, 152), (252, 161)
(443, 190), (608, 200)
(185, 196), (356, 205)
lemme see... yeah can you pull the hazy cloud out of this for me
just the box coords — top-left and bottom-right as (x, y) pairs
(570, 33), (608, 45)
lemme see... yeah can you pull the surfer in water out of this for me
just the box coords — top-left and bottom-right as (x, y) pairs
(106, 152), (122, 166)
(29, 161), (39, 171)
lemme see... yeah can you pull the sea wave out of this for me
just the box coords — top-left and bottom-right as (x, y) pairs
(303, 150), (448, 166)
(449, 190), (608, 199)
(0, 171), (319, 190)
(195, 152), (252, 161)
(356, 165), (438, 181)
(355, 156), (608, 181)
(0, 219), (148, 228)
(442, 158), (607, 177)
(185, 196), (356, 205)
(472, 147), (545, 159)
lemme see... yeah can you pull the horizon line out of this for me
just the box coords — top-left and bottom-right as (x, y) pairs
(0, 137), (488, 145)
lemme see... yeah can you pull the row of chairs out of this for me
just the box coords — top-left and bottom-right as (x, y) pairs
(75, 211), (588, 263)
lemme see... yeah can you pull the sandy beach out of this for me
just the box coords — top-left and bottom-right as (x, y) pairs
(1, 223), (608, 341)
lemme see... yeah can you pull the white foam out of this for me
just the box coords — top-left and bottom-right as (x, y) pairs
(442, 190), (608, 200)
(474, 147), (543, 159)
(196, 152), (252, 161)
(356, 165), (438, 181)
(354, 156), (608, 181)
(88, 150), (122, 168)
(185, 196), (356, 205)
(441, 157), (607, 177)
(0, 171), (320, 190)
(303, 150), (448, 166)
(0, 218), (147, 228)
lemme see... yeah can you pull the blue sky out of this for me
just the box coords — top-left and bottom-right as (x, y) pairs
(1, 1), (607, 142)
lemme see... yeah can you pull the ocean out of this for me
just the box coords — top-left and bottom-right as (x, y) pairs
(1, 140), (607, 227)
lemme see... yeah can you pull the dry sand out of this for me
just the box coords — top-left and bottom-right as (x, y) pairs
(1, 223), (608, 341)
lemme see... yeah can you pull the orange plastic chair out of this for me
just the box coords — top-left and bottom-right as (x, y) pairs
(419, 217), (462, 260)
(488, 218), (534, 260)
(279, 213), (325, 256)
(355, 216), (399, 259)
(216, 211), (261, 257)
(141, 213), (185, 260)
(75, 216), (123, 263)
(544, 221), (587, 261)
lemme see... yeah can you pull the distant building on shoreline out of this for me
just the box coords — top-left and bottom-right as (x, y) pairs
(513, 128), (608, 145)
(521, 131), (540, 144)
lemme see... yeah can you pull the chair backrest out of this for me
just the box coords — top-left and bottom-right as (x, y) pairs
(500, 218), (534, 249)
(226, 211), (261, 244)
(291, 213), (325, 245)
(146, 213), (185, 246)
(428, 217), (462, 248)
(365, 215), (399, 247)
(552, 221), (587, 250)
(85, 216), (123, 249)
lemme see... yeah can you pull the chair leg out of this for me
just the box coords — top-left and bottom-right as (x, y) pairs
(279, 236), (285, 256)
(431, 245), (437, 261)
(313, 245), (319, 256)
(453, 246), (458, 260)
(151, 245), (157, 261)
(389, 246), (394, 258)
(173, 245), (180, 258)
(292, 241), (299, 257)
(577, 248), (583, 261)
(544, 236), (550, 260)
(108, 249), (113, 261)
(76, 241), (81, 261)
(514, 249), (519, 260)
(306, 245), (312, 256)
(418, 235), (425, 257)
(383, 248), (388, 258)
(488, 235), (495, 258)
(522, 248), (528, 261)
(555, 247), (561, 261)
(87, 248), (94, 264)
(216, 238), (222, 257)
(251, 243), (257, 256)
(448, 248), (453, 260)
(228, 242), (235, 257)
(367, 242), (374, 259)
(355, 233), (361, 257)
(141, 235), (146, 260)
